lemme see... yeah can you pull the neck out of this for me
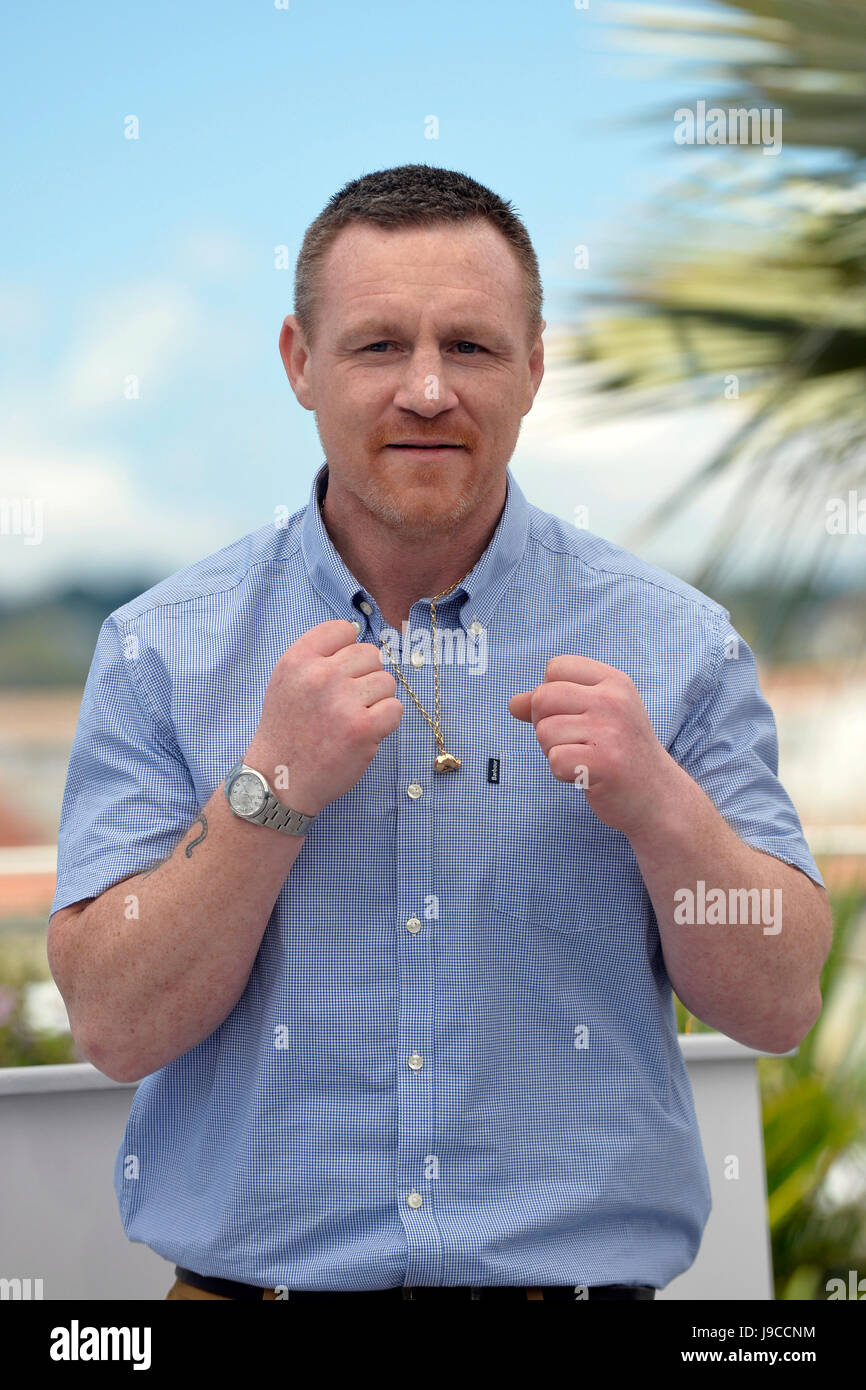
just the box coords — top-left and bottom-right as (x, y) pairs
(319, 470), (506, 629)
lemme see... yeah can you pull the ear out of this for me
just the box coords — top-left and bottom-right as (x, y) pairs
(523, 323), (545, 414)
(279, 314), (315, 411)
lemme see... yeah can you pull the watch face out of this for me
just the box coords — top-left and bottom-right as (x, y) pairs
(230, 770), (266, 816)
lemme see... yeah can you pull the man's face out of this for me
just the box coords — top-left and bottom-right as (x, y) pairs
(280, 219), (545, 535)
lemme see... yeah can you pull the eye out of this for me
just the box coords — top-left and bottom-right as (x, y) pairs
(359, 340), (486, 355)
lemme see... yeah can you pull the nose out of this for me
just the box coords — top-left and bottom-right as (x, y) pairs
(390, 347), (460, 416)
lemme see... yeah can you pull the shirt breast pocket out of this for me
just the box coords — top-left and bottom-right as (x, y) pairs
(490, 746), (629, 932)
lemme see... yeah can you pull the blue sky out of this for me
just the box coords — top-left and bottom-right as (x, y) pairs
(2, 0), (860, 598)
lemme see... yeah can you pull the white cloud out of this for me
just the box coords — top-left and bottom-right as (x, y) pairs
(57, 283), (198, 411)
(0, 451), (226, 596)
(0, 263), (260, 599)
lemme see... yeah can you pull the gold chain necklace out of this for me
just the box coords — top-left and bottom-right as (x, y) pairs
(378, 568), (473, 772)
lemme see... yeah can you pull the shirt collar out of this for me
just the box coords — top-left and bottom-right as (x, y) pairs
(300, 459), (530, 636)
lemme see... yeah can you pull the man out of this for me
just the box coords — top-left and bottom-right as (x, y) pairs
(47, 163), (831, 1302)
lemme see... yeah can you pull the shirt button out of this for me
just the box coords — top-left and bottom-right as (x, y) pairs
(410, 650), (425, 668)
(406, 917), (422, 934)
(350, 619), (361, 634)
(407, 1192), (423, 1209)
(469, 619), (484, 638)
(407, 782), (423, 799)
(359, 600), (373, 615)
(408, 1052), (423, 1071)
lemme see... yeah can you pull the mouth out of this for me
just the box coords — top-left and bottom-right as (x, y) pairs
(385, 443), (466, 455)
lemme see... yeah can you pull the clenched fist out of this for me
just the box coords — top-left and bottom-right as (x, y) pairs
(245, 620), (403, 817)
(508, 653), (674, 838)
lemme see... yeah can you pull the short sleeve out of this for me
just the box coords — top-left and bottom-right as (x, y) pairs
(669, 609), (825, 889)
(50, 614), (200, 915)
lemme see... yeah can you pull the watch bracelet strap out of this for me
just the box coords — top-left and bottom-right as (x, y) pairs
(250, 794), (314, 836)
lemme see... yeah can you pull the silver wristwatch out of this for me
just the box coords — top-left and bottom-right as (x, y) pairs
(224, 759), (315, 836)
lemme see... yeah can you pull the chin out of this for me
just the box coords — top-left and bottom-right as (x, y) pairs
(372, 478), (475, 531)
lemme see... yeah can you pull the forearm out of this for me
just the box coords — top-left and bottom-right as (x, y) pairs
(51, 739), (311, 1082)
(627, 755), (832, 1052)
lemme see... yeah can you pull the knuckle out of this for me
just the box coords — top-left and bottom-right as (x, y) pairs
(302, 660), (328, 690)
(347, 709), (371, 741)
(362, 643), (386, 669)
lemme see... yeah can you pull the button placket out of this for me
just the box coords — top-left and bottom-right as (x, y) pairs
(394, 603), (441, 1279)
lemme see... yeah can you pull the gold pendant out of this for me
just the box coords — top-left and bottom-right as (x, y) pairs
(434, 752), (461, 772)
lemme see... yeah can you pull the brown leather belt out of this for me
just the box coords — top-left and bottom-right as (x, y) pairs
(174, 1266), (655, 1300)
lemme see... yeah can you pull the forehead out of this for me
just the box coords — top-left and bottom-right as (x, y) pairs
(316, 220), (524, 323)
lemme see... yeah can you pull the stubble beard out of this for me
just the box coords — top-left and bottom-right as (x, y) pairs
(352, 457), (482, 539)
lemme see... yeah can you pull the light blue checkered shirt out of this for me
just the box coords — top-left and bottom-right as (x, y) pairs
(51, 461), (823, 1291)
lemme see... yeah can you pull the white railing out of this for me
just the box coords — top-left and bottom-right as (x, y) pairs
(0, 1034), (788, 1300)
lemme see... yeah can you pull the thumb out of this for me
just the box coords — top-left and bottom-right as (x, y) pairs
(508, 691), (533, 722)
